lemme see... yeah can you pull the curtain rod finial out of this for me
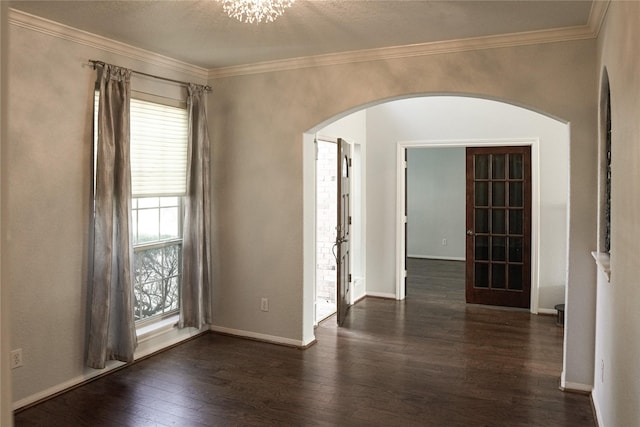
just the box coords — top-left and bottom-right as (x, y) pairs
(89, 59), (105, 70)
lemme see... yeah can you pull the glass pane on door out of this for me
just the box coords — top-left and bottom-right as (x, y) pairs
(475, 155), (489, 179)
(492, 154), (506, 179)
(476, 182), (489, 206)
(475, 236), (489, 260)
(475, 263), (489, 287)
(492, 209), (506, 234)
(492, 264), (506, 289)
(509, 154), (523, 179)
(475, 209), (489, 233)
(509, 237), (523, 262)
(509, 210), (523, 234)
(493, 182), (505, 206)
(492, 236), (506, 261)
(509, 182), (523, 207)
(509, 265), (523, 290)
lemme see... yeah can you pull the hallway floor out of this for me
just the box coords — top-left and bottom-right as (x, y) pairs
(14, 258), (594, 426)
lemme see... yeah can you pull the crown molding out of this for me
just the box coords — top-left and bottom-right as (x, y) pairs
(8, 3), (609, 83)
(8, 8), (209, 82)
(588, 0), (610, 37)
(209, 0), (612, 80)
(209, 23), (598, 79)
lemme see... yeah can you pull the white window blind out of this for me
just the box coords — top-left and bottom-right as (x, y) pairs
(93, 93), (188, 197)
(130, 98), (188, 197)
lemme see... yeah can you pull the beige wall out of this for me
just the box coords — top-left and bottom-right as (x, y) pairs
(1, 2), (13, 425)
(593, 2), (640, 425)
(210, 39), (598, 387)
(7, 8), (602, 410)
(7, 18), (207, 405)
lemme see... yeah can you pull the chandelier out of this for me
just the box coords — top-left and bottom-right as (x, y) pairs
(217, 0), (295, 24)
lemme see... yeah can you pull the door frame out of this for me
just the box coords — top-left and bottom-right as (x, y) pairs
(336, 138), (352, 325)
(395, 138), (542, 313)
(310, 134), (364, 327)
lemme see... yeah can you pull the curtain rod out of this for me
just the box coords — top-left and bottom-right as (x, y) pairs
(89, 60), (212, 92)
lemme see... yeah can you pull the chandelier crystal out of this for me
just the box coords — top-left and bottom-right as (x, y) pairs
(217, 0), (295, 24)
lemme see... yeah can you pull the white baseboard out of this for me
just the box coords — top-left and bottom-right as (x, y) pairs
(561, 381), (592, 393)
(366, 291), (397, 299)
(12, 359), (119, 410)
(559, 369), (592, 394)
(591, 392), (603, 427)
(13, 325), (204, 410)
(537, 308), (558, 315)
(209, 325), (309, 348)
(407, 254), (465, 261)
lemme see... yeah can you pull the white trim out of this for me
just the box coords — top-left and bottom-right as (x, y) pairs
(134, 327), (203, 360)
(591, 251), (611, 282)
(366, 291), (397, 299)
(209, 25), (599, 79)
(302, 133), (317, 342)
(396, 138), (541, 314)
(592, 393), (604, 427)
(538, 308), (558, 315)
(12, 359), (121, 410)
(398, 138), (537, 149)
(7, 2), (608, 82)
(396, 143), (407, 300)
(530, 141), (541, 314)
(588, 0), (611, 38)
(408, 254), (466, 262)
(8, 9), (208, 81)
(136, 315), (179, 342)
(315, 134), (338, 144)
(12, 326), (202, 410)
(560, 370), (594, 394)
(561, 381), (593, 394)
(209, 325), (311, 347)
(208, 1), (608, 78)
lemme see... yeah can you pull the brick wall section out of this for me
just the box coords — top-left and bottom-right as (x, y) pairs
(316, 141), (337, 303)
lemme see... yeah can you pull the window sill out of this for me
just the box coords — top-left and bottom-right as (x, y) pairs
(591, 251), (611, 282)
(136, 315), (179, 342)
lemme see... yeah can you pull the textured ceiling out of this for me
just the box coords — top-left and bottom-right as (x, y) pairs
(9, 0), (595, 70)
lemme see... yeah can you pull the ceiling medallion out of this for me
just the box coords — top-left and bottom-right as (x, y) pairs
(217, 0), (295, 24)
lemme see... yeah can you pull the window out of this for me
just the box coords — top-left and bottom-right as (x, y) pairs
(132, 196), (182, 322)
(593, 69), (612, 280)
(94, 92), (188, 323)
(604, 76), (612, 254)
(130, 96), (188, 323)
(600, 70), (612, 255)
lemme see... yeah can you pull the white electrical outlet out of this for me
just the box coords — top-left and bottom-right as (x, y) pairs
(442, 238), (447, 246)
(261, 298), (269, 312)
(10, 349), (23, 369)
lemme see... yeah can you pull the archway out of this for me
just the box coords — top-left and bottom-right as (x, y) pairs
(303, 94), (570, 344)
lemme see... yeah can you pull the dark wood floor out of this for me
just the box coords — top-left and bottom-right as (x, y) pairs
(15, 258), (594, 426)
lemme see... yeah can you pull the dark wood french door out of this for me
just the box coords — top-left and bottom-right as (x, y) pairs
(336, 138), (351, 325)
(465, 146), (531, 308)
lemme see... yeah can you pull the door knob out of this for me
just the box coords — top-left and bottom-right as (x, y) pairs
(466, 229), (474, 236)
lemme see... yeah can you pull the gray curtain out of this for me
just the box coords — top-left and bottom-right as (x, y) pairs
(180, 84), (212, 329)
(87, 64), (137, 369)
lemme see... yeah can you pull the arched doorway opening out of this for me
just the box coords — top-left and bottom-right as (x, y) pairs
(303, 94), (570, 345)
